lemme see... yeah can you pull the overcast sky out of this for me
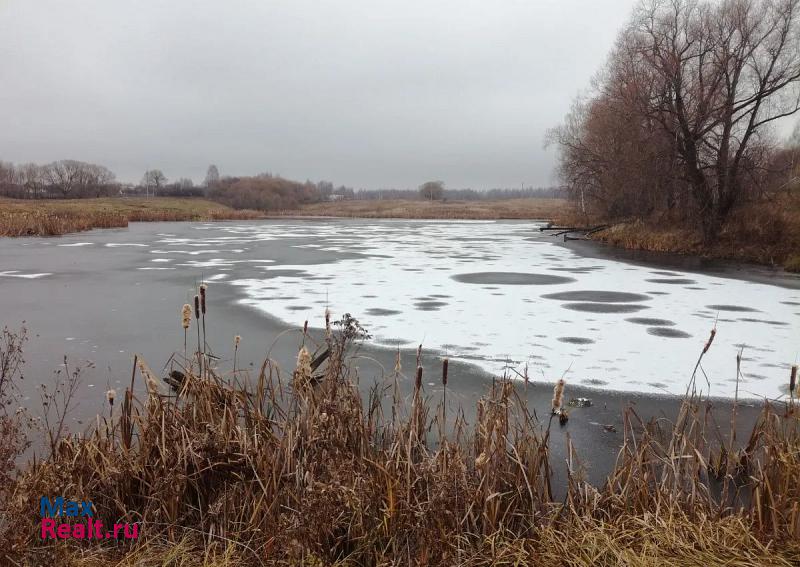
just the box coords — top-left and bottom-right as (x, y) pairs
(0, 1), (639, 189)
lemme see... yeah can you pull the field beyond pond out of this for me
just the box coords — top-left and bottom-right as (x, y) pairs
(290, 197), (568, 219)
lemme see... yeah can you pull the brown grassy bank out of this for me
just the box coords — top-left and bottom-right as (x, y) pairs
(556, 195), (800, 272)
(0, 198), (264, 237)
(1, 294), (799, 566)
(289, 197), (569, 220)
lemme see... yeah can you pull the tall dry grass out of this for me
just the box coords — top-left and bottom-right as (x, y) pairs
(0, 296), (798, 565)
(558, 194), (800, 271)
(0, 198), (264, 237)
(287, 198), (569, 220)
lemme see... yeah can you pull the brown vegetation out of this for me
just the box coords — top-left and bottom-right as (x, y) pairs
(0, 198), (263, 237)
(558, 194), (800, 271)
(549, 0), (800, 243)
(290, 198), (568, 220)
(0, 293), (799, 565)
(207, 174), (320, 211)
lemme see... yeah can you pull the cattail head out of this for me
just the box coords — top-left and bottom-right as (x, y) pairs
(442, 358), (449, 386)
(394, 349), (402, 373)
(791, 365), (798, 393)
(303, 320), (308, 335)
(415, 366), (423, 392)
(234, 334), (241, 348)
(324, 308), (331, 334)
(703, 328), (716, 354)
(106, 388), (116, 406)
(193, 295), (200, 319)
(416, 344), (422, 366)
(181, 304), (192, 329)
(552, 379), (565, 412)
(199, 284), (207, 314)
(293, 346), (313, 391)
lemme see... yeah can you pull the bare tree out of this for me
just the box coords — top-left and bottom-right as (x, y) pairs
(419, 180), (445, 201)
(141, 169), (167, 197)
(44, 160), (85, 197)
(203, 165), (220, 189)
(629, 0), (800, 240)
(550, 0), (800, 241)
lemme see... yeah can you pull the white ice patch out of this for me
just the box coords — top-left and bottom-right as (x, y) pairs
(208, 220), (799, 400)
(58, 242), (93, 247)
(0, 270), (52, 279)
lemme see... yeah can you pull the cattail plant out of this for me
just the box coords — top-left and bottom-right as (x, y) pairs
(415, 365), (423, 394)
(293, 346), (313, 395)
(441, 358), (449, 434)
(552, 379), (568, 425)
(233, 335), (241, 377)
(703, 328), (717, 354)
(199, 284), (208, 352)
(552, 379), (565, 414)
(106, 388), (116, 420)
(194, 294), (202, 377)
(181, 303), (191, 360)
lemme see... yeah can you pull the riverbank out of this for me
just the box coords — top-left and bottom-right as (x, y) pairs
(1, 305), (796, 565)
(557, 195), (800, 272)
(0, 197), (264, 236)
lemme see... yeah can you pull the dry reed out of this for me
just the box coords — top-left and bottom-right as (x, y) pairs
(1, 297), (799, 566)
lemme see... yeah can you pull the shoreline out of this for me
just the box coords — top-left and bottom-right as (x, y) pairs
(5, 195), (798, 277)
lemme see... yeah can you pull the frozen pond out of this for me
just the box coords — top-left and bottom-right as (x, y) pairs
(2, 218), (798, 399)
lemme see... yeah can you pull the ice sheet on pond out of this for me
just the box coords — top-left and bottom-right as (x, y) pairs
(182, 219), (799, 399)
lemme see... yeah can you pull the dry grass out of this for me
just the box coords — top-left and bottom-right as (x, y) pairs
(1, 293), (799, 565)
(288, 198), (570, 220)
(556, 194), (800, 271)
(0, 198), (264, 237)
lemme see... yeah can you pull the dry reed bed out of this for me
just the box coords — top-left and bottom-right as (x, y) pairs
(1, 298), (799, 566)
(0, 198), (264, 237)
(557, 195), (800, 271)
(286, 198), (568, 220)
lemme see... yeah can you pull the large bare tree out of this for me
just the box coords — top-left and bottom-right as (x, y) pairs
(551, 0), (800, 241)
(631, 0), (800, 239)
(141, 169), (167, 197)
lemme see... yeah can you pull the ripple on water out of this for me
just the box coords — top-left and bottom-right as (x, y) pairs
(542, 290), (650, 303)
(562, 303), (649, 314)
(646, 327), (692, 338)
(625, 317), (676, 326)
(451, 272), (576, 285)
(706, 304), (761, 312)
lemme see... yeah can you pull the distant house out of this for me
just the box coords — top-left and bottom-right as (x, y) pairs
(327, 194), (346, 201)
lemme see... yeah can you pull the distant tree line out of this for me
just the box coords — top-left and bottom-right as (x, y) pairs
(0, 158), (565, 211)
(207, 172), (320, 210)
(548, 0), (800, 242)
(0, 160), (117, 198)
